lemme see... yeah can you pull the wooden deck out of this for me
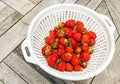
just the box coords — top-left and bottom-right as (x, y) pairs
(0, 0), (120, 84)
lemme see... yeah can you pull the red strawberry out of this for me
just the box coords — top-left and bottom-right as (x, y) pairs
(55, 29), (66, 38)
(77, 27), (88, 34)
(76, 21), (84, 28)
(65, 19), (75, 28)
(81, 34), (90, 44)
(54, 27), (59, 32)
(57, 61), (65, 72)
(58, 44), (64, 49)
(89, 39), (96, 46)
(81, 44), (89, 52)
(81, 52), (90, 62)
(80, 60), (87, 68)
(63, 27), (72, 35)
(43, 45), (53, 57)
(60, 38), (68, 46)
(58, 22), (65, 28)
(74, 65), (83, 71)
(45, 36), (55, 45)
(47, 55), (59, 67)
(73, 33), (81, 41)
(71, 57), (80, 65)
(65, 46), (73, 53)
(49, 30), (55, 36)
(88, 46), (94, 54)
(61, 53), (72, 62)
(72, 54), (80, 58)
(65, 63), (73, 72)
(57, 48), (65, 56)
(69, 38), (77, 48)
(74, 46), (81, 54)
(51, 42), (58, 48)
(88, 31), (97, 39)
(67, 30), (77, 38)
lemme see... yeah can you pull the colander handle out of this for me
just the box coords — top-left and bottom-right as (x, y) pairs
(98, 14), (115, 34)
(21, 39), (37, 65)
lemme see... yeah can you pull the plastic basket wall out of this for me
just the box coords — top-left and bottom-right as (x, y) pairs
(22, 4), (115, 80)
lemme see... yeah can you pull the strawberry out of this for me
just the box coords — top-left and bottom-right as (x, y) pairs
(81, 52), (90, 62)
(42, 45), (53, 57)
(74, 46), (81, 54)
(57, 48), (65, 56)
(58, 22), (65, 28)
(72, 54), (80, 58)
(63, 27), (72, 35)
(60, 38), (68, 46)
(65, 46), (73, 53)
(58, 44), (64, 49)
(88, 31), (97, 39)
(69, 38), (77, 48)
(51, 42), (58, 48)
(71, 57), (80, 65)
(55, 29), (66, 38)
(49, 30), (55, 36)
(77, 27), (88, 34)
(73, 33), (81, 41)
(81, 44), (89, 52)
(45, 36), (55, 45)
(88, 46), (94, 54)
(89, 39), (96, 46)
(47, 54), (59, 67)
(57, 61), (65, 72)
(65, 63), (73, 72)
(54, 27), (59, 32)
(80, 60), (87, 68)
(67, 30), (77, 38)
(65, 19), (75, 28)
(76, 21), (84, 28)
(61, 53), (72, 62)
(74, 65), (83, 71)
(81, 34), (90, 44)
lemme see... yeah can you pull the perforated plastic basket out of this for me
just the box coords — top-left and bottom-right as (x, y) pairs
(21, 4), (115, 81)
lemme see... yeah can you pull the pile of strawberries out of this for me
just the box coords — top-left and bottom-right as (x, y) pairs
(42, 19), (97, 72)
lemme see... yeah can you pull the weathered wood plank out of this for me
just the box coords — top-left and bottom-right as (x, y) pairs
(105, 0), (120, 34)
(63, 0), (77, 3)
(0, 62), (27, 84)
(91, 36), (120, 84)
(76, 0), (90, 6)
(0, 80), (4, 84)
(0, 4), (14, 23)
(0, 0), (64, 62)
(4, 53), (52, 84)
(105, 11), (119, 41)
(95, 0), (107, 14)
(0, 11), (23, 36)
(86, 0), (102, 10)
(2, 0), (35, 15)
(0, 1), (6, 11)
(29, 0), (41, 5)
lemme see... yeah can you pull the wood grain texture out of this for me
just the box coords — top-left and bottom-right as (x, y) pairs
(2, 0), (35, 15)
(86, 0), (102, 10)
(91, 36), (120, 84)
(63, 0), (78, 3)
(76, 0), (90, 6)
(0, 80), (4, 84)
(0, 11), (23, 36)
(0, 62), (27, 84)
(105, 0), (120, 34)
(29, 0), (42, 5)
(4, 53), (51, 84)
(0, 4), (14, 23)
(105, 11), (119, 41)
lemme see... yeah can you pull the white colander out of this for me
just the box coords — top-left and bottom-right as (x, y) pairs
(21, 4), (115, 81)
